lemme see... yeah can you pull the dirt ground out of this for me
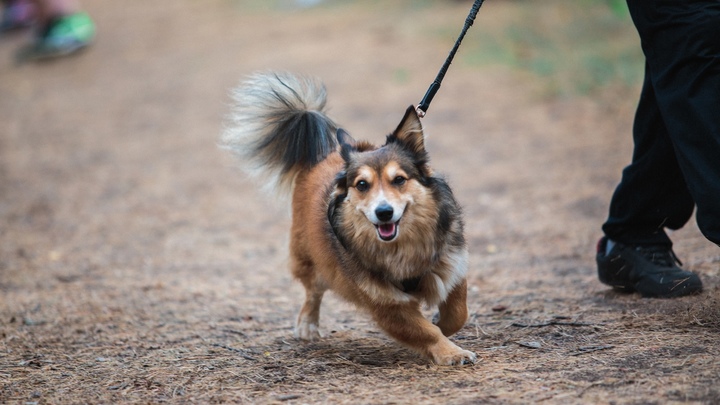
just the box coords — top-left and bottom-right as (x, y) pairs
(1, 1), (719, 404)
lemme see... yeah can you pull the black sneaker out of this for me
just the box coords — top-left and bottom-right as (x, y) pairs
(596, 237), (702, 298)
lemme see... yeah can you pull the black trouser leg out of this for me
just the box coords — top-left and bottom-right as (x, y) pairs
(602, 0), (720, 247)
(602, 64), (694, 247)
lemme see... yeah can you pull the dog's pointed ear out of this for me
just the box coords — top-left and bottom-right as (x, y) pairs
(328, 169), (349, 247)
(333, 170), (348, 191)
(337, 128), (356, 162)
(392, 105), (425, 155)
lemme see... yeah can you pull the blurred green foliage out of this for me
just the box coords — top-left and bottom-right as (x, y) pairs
(461, 0), (643, 96)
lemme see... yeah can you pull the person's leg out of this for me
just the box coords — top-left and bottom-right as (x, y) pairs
(595, 0), (720, 298)
(601, 62), (695, 248)
(30, 0), (79, 23)
(1, 0), (35, 31)
(636, 1), (720, 246)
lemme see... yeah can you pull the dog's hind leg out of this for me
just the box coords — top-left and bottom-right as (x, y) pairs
(295, 281), (326, 340)
(291, 257), (327, 340)
(371, 302), (476, 366)
(435, 278), (469, 337)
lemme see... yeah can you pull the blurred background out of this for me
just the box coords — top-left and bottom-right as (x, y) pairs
(0, 0), (646, 272)
(6, 1), (718, 404)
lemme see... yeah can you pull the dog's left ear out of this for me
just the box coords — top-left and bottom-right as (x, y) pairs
(392, 105), (426, 156)
(334, 129), (353, 193)
(333, 170), (348, 192)
(328, 169), (349, 250)
(337, 128), (357, 163)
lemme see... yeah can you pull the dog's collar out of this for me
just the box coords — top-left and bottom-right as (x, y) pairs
(395, 275), (423, 293)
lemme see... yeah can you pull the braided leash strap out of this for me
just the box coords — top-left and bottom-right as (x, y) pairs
(416, 0), (485, 118)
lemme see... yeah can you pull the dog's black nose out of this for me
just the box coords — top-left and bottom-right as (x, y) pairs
(375, 204), (394, 222)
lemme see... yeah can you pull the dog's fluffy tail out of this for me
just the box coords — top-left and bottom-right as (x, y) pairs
(221, 72), (338, 197)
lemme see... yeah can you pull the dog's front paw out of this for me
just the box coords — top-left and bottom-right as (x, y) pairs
(294, 318), (322, 341)
(430, 341), (477, 366)
(438, 349), (477, 366)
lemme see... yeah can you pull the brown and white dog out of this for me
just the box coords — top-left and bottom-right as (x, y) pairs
(222, 72), (475, 365)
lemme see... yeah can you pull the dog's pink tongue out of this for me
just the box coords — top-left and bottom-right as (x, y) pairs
(378, 223), (396, 239)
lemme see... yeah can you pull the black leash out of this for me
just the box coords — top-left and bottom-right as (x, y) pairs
(416, 0), (485, 118)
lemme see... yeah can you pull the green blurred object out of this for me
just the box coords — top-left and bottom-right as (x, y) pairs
(606, 0), (629, 18)
(16, 12), (95, 62)
(393, 68), (410, 84)
(460, 0), (640, 97)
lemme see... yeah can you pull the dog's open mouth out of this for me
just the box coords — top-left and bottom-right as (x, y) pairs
(376, 222), (399, 241)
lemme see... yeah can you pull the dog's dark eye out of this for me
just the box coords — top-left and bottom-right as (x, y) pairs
(392, 176), (407, 186)
(355, 180), (369, 192)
